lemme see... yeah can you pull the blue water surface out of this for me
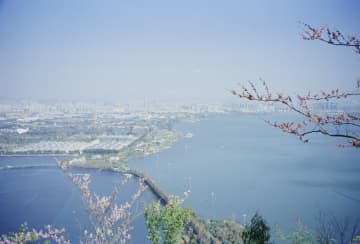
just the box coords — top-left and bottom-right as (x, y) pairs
(0, 157), (154, 243)
(1, 113), (359, 242)
(129, 113), (360, 231)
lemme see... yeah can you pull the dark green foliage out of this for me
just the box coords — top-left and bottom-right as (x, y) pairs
(242, 213), (270, 244)
(144, 203), (163, 244)
(144, 200), (192, 244)
(203, 219), (244, 243)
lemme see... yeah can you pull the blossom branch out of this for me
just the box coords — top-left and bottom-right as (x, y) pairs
(301, 22), (360, 54)
(232, 80), (360, 147)
(68, 173), (148, 243)
(0, 223), (69, 244)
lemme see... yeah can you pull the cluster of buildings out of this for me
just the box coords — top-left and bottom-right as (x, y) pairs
(0, 101), (229, 156)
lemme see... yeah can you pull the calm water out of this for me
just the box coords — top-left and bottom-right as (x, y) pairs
(129, 114), (360, 230)
(0, 156), (154, 243)
(1, 114), (359, 242)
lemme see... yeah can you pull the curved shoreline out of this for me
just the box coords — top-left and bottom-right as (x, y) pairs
(0, 161), (222, 243)
(70, 165), (223, 243)
(112, 167), (222, 244)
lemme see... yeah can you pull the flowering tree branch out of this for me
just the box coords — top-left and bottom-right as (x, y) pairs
(0, 222), (69, 244)
(231, 79), (360, 147)
(68, 173), (148, 244)
(301, 22), (360, 54)
(232, 24), (360, 147)
(55, 158), (149, 243)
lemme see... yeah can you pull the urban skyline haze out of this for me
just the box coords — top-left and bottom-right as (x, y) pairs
(0, 0), (359, 103)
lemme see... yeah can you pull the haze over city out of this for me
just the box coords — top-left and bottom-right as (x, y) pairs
(0, 1), (360, 243)
(1, 0), (359, 102)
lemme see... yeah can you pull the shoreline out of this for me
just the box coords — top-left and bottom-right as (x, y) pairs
(0, 157), (223, 243)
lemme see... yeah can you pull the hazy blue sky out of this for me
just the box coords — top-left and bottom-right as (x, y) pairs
(0, 0), (359, 102)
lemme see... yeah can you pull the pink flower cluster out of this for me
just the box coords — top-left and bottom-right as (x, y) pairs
(0, 225), (69, 244)
(68, 173), (91, 200)
(132, 178), (148, 202)
(301, 23), (360, 54)
(232, 80), (360, 147)
(68, 173), (148, 243)
(168, 190), (191, 205)
(54, 157), (69, 170)
(58, 161), (69, 170)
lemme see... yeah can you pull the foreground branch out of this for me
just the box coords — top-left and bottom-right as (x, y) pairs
(301, 22), (360, 54)
(232, 80), (360, 147)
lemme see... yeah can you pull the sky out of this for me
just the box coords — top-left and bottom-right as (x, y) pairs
(0, 0), (359, 103)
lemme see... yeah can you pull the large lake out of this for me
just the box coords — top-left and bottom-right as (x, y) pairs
(129, 114), (360, 230)
(0, 156), (155, 243)
(0, 113), (359, 242)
